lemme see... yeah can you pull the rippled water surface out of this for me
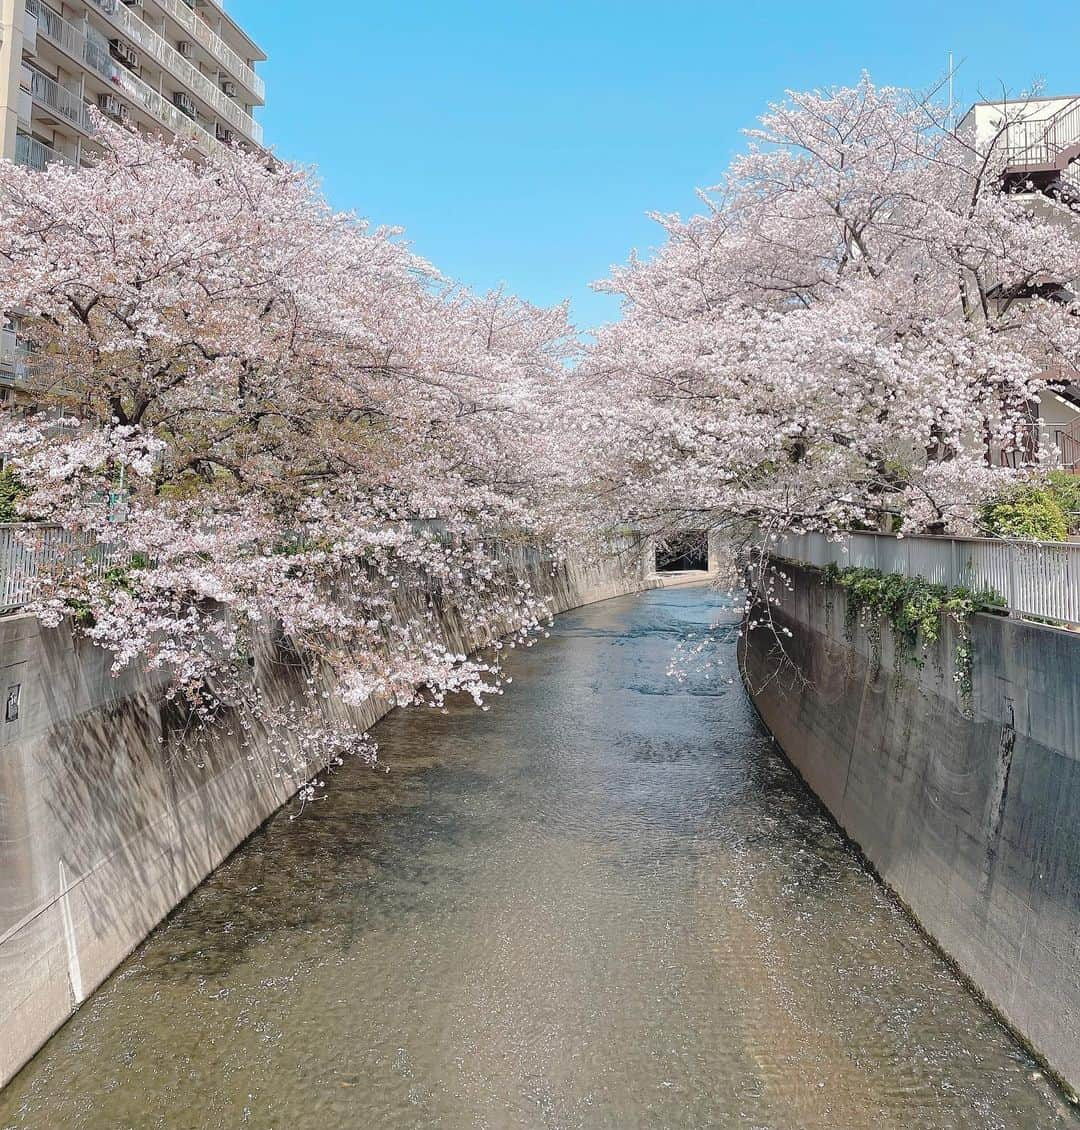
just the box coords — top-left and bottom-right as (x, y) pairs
(1, 584), (1076, 1129)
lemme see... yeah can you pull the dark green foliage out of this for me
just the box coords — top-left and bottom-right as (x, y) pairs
(102, 551), (150, 596)
(67, 551), (151, 626)
(819, 564), (1003, 707)
(1046, 472), (1080, 534)
(64, 597), (95, 627)
(980, 480), (1074, 542)
(0, 467), (26, 523)
(822, 564), (1001, 649)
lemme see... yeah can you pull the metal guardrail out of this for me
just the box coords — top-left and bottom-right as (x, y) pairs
(1001, 98), (1080, 168)
(771, 530), (1080, 626)
(0, 524), (110, 613)
(2, 521), (1075, 624)
(0, 522), (600, 616)
(14, 131), (74, 171)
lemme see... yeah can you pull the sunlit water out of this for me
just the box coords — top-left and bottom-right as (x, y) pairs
(1, 584), (1076, 1129)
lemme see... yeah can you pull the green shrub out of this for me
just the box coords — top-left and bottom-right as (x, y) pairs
(0, 468), (26, 523)
(980, 485), (1068, 542)
(1046, 471), (1080, 534)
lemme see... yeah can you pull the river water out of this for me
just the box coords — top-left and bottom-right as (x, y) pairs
(1, 583), (1076, 1129)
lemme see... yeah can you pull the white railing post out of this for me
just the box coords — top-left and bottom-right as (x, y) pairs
(768, 528), (1080, 628)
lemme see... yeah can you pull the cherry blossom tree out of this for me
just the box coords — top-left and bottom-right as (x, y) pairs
(571, 77), (1080, 554)
(5, 80), (1079, 764)
(0, 119), (581, 756)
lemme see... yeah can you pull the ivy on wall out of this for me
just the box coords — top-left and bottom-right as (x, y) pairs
(817, 564), (1004, 706)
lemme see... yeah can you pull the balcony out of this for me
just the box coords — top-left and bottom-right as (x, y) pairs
(25, 0), (232, 164)
(27, 0), (116, 79)
(14, 131), (76, 170)
(159, 0), (266, 105)
(1000, 98), (1080, 168)
(999, 98), (1080, 205)
(25, 0), (121, 117)
(0, 331), (31, 383)
(109, 62), (232, 163)
(107, 2), (263, 145)
(96, 0), (266, 105)
(995, 419), (1080, 474)
(27, 68), (94, 135)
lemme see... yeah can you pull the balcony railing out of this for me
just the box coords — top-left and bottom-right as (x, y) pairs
(993, 420), (1080, 473)
(26, 0), (118, 87)
(27, 68), (94, 134)
(150, 0), (264, 104)
(1000, 98), (1080, 169)
(108, 1), (262, 144)
(82, 0), (264, 104)
(0, 330), (31, 382)
(771, 529), (1080, 628)
(26, 0), (232, 164)
(110, 64), (232, 162)
(14, 131), (75, 171)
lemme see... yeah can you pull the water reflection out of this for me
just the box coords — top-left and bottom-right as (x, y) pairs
(1, 585), (1075, 1129)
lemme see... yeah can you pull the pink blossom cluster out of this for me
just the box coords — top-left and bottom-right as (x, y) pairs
(3, 79), (1079, 772)
(0, 118), (578, 758)
(567, 77), (1080, 548)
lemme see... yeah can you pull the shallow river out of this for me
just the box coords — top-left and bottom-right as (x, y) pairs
(1, 584), (1077, 1129)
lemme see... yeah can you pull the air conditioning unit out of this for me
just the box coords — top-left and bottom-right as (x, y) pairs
(177, 40), (194, 59)
(221, 80), (236, 97)
(109, 39), (139, 70)
(173, 91), (196, 118)
(97, 93), (126, 120)
(215, 125), (234, 144)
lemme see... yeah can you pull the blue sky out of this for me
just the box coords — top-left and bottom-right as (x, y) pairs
(229, 0), (1080, 333)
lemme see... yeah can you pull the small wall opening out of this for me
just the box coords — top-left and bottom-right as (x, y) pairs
(655, 531), (708, 572)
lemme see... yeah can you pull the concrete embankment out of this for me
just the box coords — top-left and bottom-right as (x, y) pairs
(0, 551), (652, 1089)
(741, 561), (1080, 1094)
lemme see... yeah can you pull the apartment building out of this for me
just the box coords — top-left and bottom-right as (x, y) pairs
(960, 95), (1080, 471)
(0, 0), (265, 392)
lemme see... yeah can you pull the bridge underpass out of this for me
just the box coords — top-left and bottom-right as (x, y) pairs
(642, 529), (727, 586)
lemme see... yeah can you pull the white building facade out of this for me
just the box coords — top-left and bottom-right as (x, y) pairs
(960, 95), (1080, 471)
(0, 0), (264, 170)
(0, 0), (265, 394)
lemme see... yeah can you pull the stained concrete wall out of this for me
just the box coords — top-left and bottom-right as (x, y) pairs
(0, 551), (650, 1089)
(742, 562), (1080, 1093)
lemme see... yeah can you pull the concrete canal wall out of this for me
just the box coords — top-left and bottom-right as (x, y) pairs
(0, 552), (651, 1089)
(742, 561), (1080, 1094)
